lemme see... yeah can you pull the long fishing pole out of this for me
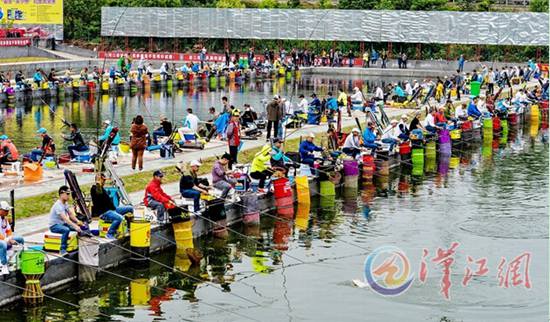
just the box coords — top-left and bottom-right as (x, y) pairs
(42, 249), (260, 322)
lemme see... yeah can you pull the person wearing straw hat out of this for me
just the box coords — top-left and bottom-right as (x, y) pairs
(381, 119), (401, 151)
(0, 201), (23, 274)
(49, 186), (83, 256)
(342, 128), (364, 158)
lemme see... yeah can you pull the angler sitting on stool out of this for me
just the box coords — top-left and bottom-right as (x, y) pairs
(90, 173), (134, 239)
(362, 122), (380, 151)
(0, 201), (23, 275)
(178, 160), (210, 213)
(299, 133), (325, 167)
(144, 170), (176, 223)
(212, 153), (237, 199)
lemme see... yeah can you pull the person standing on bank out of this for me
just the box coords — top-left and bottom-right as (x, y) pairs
(130, 115), (148, 171)
(226, 109), (241, 170)
(266, 95), (283, 140)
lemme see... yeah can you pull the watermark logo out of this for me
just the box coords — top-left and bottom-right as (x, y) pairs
(364, 246), (414, 296)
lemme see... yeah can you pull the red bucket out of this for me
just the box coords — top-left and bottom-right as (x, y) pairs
(275, 196), (294, 208)
(87, 81), (96, 92)
(276, 206), (294, 218)
(188, 73), (194, 81)
(362, 154), (375, 166)
(541, 100), (548, 111)
(509, 113), (518, 124)
(399, 142), (411, 155)
(273, 178), (292, 199)
(461, 120), (473, 131)
(493, 117), (501, 131)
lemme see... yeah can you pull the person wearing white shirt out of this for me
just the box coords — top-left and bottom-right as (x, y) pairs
(455, 103), (466, 119)
(282, 98), (293, 115)
(404, 81), (413, 96)
(342, 128), (363, 158)
(374, 86), (384, 102)
(183, 108), (200, 132)
(396, 114), (410, 140)
(296, 95), (308, 113)
(423, 110), (438, 133)
(381, 119), (400, 151)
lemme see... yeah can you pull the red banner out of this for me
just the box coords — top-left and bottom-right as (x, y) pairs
(0, 38), (31, 47)
(98, 51), (230, 62)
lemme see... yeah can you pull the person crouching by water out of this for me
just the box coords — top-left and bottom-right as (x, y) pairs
(250, 143), (274, 191)
(90, 173), (133, 239)
(144, 170), (176, 224)
(299, 133), (325, 167)
(64, 123), (89, 160)
(178, 160), (210, 213)
(212, 153), (236, 199)
(49, 186), (83, 256)
(0, 201), (23, 274)
(342, 128), (363, 159)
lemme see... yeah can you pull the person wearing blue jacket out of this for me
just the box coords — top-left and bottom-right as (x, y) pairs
(99, 120), (121, 147)
(33, 69), (43, 87)
(467, 97), (482, 118)
(362, 122), (379, 150)
(299, 133), (324, 167)
(325, 92), (338, 121)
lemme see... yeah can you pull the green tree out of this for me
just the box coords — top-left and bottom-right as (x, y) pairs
(477, 0), (494, 11)
(338, 0), (379, 10)
(456, 0), (476, 11)
(530, 0), (549, 12)
(258, 0), (279, 8)
(287, 0), (301, 8)
(410, 0), (447, 10)
(216, 0), (245, 8)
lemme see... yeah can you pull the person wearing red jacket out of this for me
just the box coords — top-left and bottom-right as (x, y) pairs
(144, 170), (175, 223)
(434, 106), (448, 127)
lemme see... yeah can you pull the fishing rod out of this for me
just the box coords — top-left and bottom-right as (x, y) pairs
(0, 279), (113, 319)
(42, 249), (260, 322)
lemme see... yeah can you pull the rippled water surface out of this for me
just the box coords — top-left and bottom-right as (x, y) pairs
(0, 74), (408, 151)
(1, 76), (547, 322)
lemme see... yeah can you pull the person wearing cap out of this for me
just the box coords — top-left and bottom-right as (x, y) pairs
(362, 122), (379, 150)
(212, 153), (236, 199)
(153, 115), (173, 145)
(98, 120), (121, 147)
(179, 161), (209, 212)
(49, 186), (83, 256)
(381, 119), (401, 151)
(250, 143), (273, 189)
(31, 128), (55, 162)
(0, 135), (18, 172)
(90, 174), (133, 239)
(144, 170), (176, 223)
(226, 109), (241, 170)
(270, 138), (292, 171)
(266, 95), (283, 140)
(63, 123), (89, 160)
(0, 201), (23, 274)
(342, 128), (364, 158)
(299, 133), (324, 167)
(397, 114), (410, 141)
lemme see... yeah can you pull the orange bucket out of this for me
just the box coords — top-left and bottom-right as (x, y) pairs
(23, 163), (43, 181)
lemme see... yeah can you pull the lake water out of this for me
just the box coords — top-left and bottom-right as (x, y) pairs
(2, 119), (548, 321)
(0, 74), (410, 152)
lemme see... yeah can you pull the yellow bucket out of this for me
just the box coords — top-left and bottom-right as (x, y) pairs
(99, 218), (127, 238)
(449, 157), (460, 169)
(130, 279), (150, 306)
(101, 81), (109, 91)
(72, 80), (80, 88)
(174, 248), (192, 272)
(130, 220), (151, 248)
(153, 75), (161, 82)
(295, 176), (310, 204)
(530, 104), (540, 122)
(119, 142), (130, 154)
(295, 203), (310, 231)
(42, 82), (49, 89)
(173, 221), (193, 249)
(450, 129), (461, 140)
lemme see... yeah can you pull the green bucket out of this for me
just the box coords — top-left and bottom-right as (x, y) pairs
(483, 118), (493, 129)
(209, 76), (218, 89)
(412, 148), (424, 164)
(470, 81), (481, 97)
(412, 164), (424, 177)
(320, 181), (336, 197)
(167, 79), (173, 92)
(425, 156), (436, 173)
(425, 141), (436, 158)
(19, 250), (45, 275)
(219, 76), (226, 87)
